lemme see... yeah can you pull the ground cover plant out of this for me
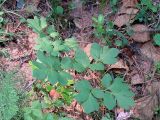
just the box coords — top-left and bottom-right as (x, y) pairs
(0, 0), (160, 120)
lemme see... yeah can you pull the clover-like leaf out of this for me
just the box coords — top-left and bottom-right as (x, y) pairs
(105, 76), (135, 110)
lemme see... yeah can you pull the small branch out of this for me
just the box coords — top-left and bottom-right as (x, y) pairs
(134, 29), (160, 33)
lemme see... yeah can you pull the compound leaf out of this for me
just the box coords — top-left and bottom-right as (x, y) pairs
(82, 94), (99, 113)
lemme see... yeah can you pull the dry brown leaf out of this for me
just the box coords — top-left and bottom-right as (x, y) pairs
(108, 59), (129, 71)
(114, 0), (138, 27)
(122, 0), (138, 7)
(114, 15), (131, 27)
(140, 42), (160, 62)
(83, 44), (93, 61)
(131, 24), (150, 42)
(133, 95), (158, 120)
(131, 73), (144, 85)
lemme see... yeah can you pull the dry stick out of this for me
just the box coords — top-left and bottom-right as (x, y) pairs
(134, 29), (160, 33)
(23, 79), (36, 91)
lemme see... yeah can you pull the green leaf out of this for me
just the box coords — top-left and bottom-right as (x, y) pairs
(90, 43), (102, 61)
(0, 11), (4, 16)
(89, 63), (104, 70)
(82, 94), (99, 113)
(75, 48), (90, 68)
(48, 71), (59, 85)
(27, 16), (42, 33)
(107, 77), (135, 109)
(91, 88), (104, 98)
(154, 34), (160, 46)
(103, 93), (116, 110)
(59, 71), (72, 85)
(98, 14), (104, 24)
(32, 69), (47, 80)
(61, 57), (72, 69)
(102, 74), (112, 88)
(64, 38), (78, 50)
(55, 6), (64, 15)
(32, 109), (43, 119)
(40, 17), (47, 29)
(31, 101), (42, 109)
(100, 46), (119, 64)
(75, 80), (92, 92)
(115, 94), (134, 110)
(47, 25), (56, 34)
(50, 32), (59, 38)
(73, 62), (86, 73)
(75, 91), (90, 103)
(44, 113), (54, 120)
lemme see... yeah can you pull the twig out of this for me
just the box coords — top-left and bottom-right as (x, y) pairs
(3, 8), (24, 18)
(0, 0), (7, 8)
(23, 79), (36, 91)
(134, 29), (160, 33)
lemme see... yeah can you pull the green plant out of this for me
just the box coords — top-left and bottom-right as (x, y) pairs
(155, 61), (160, 74)
(75, 74), (134, 113)
(24, 100), (55, 120)
(135, 0), (159, 23)
(153, 34), (160, 46)
(27, 16), (134, 118)
(0, 70), (19, 120)
(92, 14), (128, 46)
(109, 0), (118, 13)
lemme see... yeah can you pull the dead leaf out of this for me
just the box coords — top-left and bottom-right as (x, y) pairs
(131, 73), (144, 85)
(140, 42), (160, 62)
(83, 44), (93, 61)
(133, 95), (158, 120)
(108, 59), (129, 71)
(122, 0), (139, 7)
(131, 24), (150, 42)
(114, 0), (138, 27)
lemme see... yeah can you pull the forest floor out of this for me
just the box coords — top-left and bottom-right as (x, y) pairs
(0, 0), (160, 120)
